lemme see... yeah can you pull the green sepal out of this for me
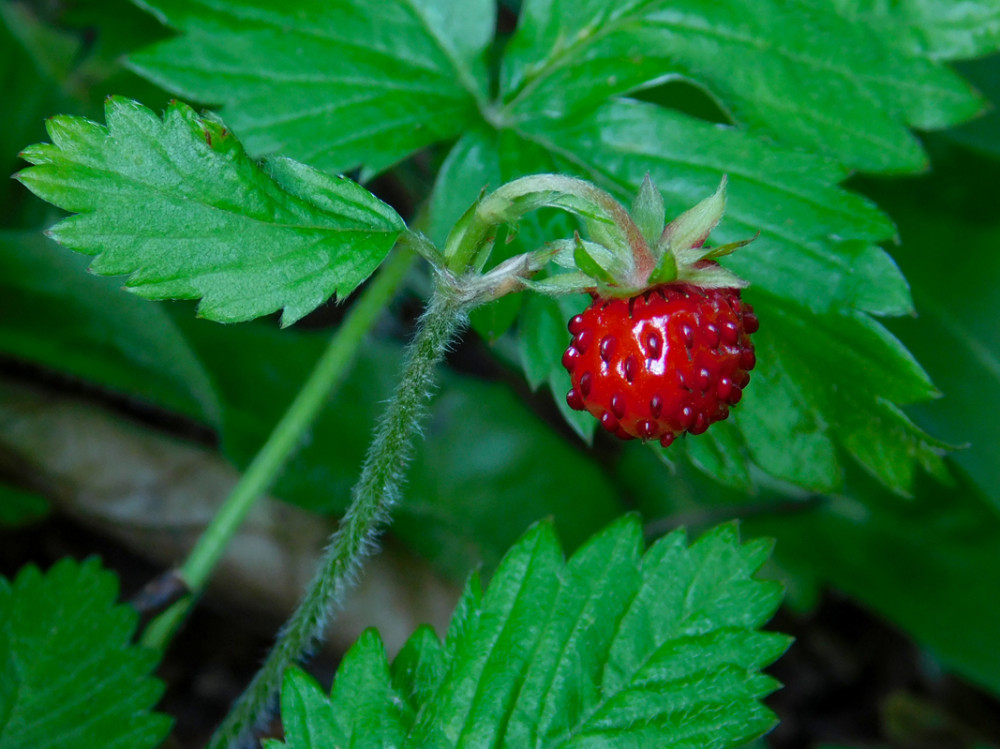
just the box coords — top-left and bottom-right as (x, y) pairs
(572, 231), (617, 285)
(680, 264), (749, 289)
(702, 233), (760, 259)
(631, 173), (666, 247)
(658, 175), (728, 256)
(548, 237), (619, 272)
(646, 242), (679, 285)
(520, 272), (595, 295)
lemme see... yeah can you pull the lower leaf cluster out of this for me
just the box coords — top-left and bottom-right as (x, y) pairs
(268, 518), (789, 749)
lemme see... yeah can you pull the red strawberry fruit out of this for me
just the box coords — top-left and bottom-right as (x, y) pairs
(563, 283), (757, 445)
(548, 174), (758, 445)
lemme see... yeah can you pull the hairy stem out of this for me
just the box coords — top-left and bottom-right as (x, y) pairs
(443, 174), (643, 274)
(140, 249), (415, 651)
(209, 275), (468, 749)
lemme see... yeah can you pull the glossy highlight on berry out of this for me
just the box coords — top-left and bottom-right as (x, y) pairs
(563, 283), (757, 445)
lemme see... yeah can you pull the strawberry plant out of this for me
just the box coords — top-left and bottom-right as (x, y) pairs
(2, 0), (1000, 747)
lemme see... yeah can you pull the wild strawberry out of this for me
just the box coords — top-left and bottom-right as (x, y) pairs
(563, 283), (757, 445)
(540, 173), (758, 445)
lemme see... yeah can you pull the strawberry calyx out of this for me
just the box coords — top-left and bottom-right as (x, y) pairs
(435, 172), (753, 307)
(546, 174), (753, 298)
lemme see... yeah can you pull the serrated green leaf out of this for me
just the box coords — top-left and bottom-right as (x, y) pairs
(270, 639), (415, 749)
(329, 630), (412, 746)
(391, 626), (446, 712)
(836, 397), (953, 495)
(755, 294), (945, 492)
(0, 558), (171, 749)
(16, 97), (404, 325)
(270, 669), (346, 749)
(411, 522), (565, 745)
(831, 0), (1000, 60)
(272, 519), (788, 749)
(861, 138), (1000, 512)
(831, 240), (915, 318)
(129, 0), (494, 177)
(768, 300), (937, 406)
(501, 0), (985, 172)
(503, 517), (644, 744)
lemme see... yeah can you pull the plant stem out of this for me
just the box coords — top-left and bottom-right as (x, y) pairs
(443, 174), (637, 273)
(140, 248), (415, 651)
(209, 274), (468, 749)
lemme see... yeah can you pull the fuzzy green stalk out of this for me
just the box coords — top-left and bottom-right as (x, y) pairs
(442, 174), (650, 275)
(209, 275), (468, 749)
(140, 248), (416, 651)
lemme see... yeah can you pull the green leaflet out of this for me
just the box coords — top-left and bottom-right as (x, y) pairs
(866, 139), (1000, 513)
(0, 558), (171, 749)
(129, 0), (494, 178)
(831, 0), (1000, 60)
(750, 294), (944, 493)
(501, 0), (984, 172)
(269, 518), (789, 748)
(15, 97), (405, 325)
